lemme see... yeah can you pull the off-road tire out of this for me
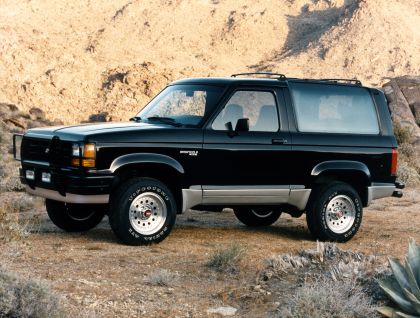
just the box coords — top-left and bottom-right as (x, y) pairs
(306, 182), (363, 242)
(45, 199), (106, 232)
(234, 207), (282, 227)
(109, 177), (176, 245)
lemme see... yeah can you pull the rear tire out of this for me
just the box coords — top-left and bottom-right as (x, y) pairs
(45, 199), (106, 232)
(109, 177), (177, 245)
(306, 182), (362, 242)
(234, 207), (281, 227)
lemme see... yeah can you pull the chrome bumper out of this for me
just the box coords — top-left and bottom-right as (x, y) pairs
(26, 186), (109, 204)
(367, 183), (397, 206)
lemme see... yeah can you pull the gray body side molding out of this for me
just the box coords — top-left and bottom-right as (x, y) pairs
(110, 153), (184, 174)
(182, 185), (312, 212)
(311, 160), (371, 181)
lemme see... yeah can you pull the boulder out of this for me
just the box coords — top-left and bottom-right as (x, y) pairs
(29, 107), (46, 121)
(382, 77), (420, 143)
(383, 76), (420, 165)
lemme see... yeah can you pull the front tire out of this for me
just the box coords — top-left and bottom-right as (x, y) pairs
(306, 182), (363, 242)
(234, 207), (282, 227)
(45, 199), (106, 232)
(109, 177), (177, 245)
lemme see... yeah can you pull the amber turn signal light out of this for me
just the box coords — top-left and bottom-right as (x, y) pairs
(82, 159), (95, 168)
(71, 143), (96, 168)
(83, 144), (96, 159)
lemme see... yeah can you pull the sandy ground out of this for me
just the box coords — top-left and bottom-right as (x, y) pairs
(1, 0), (419, 124)
(1, 187), (419, 317)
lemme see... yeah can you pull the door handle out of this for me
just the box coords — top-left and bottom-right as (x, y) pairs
(272, 138), (288, 145)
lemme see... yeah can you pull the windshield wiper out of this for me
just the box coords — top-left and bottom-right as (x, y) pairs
(146, 116), (182, 127)
(129, 116), (142, 122)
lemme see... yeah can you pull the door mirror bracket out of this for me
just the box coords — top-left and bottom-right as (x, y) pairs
(225, 121), (238, 137)
(235, 118), (249, 132)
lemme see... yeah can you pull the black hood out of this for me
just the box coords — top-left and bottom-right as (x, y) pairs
(24, 122), (200, 144)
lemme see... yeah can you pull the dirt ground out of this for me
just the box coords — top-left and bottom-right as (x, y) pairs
(1, 187), (419, 317)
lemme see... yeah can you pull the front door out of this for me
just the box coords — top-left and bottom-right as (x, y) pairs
(202, 87), (292, 199)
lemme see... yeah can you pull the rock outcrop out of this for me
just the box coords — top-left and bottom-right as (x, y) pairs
(382, 76), (420, 147)
(0, 103), (62, 133)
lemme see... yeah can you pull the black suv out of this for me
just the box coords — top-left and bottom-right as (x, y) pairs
(13, 73), (404, 245)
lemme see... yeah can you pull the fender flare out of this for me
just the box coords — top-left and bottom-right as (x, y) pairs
(109, 153), (184, 174)
(311, 160), (371, 183)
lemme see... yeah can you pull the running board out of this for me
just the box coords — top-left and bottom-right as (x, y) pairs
(182, 185), (311, 212)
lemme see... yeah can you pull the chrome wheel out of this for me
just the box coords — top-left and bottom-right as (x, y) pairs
(251, 209), (274, 218)
(67, 208), (95, 222)
(325, 195), (356, 234)
(129, 192), (167, 235)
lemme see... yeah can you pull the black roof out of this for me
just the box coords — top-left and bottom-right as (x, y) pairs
(171, 74), (365, 88)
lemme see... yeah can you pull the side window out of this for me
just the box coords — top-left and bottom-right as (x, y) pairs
(289, 82), (380, 134)
(212, 90), (279, 132)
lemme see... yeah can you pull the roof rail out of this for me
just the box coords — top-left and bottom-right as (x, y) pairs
(315, 78), (362, 86)
(231, 72), (286, 80)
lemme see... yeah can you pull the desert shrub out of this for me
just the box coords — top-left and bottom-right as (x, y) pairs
(0, 201), (37, 242)
(3, 175), (26, 192)
(399, 142), (416, 158)
(206, 244), (245, 273)
(0, 269), (65, 318)
(393, 122), (411, 144)
(263, 242), (387, 284)
(145, 269), (176, 286)
(397, 161), (420, 186)
(275, 278), (378, 318)
(0, 155), (25, 192)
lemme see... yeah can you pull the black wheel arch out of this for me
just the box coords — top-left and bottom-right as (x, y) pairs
(110, 159), (184, 214)
(310, 160), (371, 206)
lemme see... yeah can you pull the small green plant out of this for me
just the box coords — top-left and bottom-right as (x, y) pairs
(377, 239), (420, 318)
(206, 244), (245, 273)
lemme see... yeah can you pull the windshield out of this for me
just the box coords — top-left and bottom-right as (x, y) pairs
(137, 84), (225, 127)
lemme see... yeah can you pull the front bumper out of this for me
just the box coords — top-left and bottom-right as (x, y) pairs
(20, 162), (114, 204)
(25, 186), (109, 204)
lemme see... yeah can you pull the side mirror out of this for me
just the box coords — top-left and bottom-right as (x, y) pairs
(235, 118), (249, 132)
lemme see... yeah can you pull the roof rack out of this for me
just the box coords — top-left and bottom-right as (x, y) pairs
(314, 78), (362, 86)
(231, 72), (286, 80)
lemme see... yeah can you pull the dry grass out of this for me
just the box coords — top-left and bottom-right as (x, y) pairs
(0, 269), (65, 318)
(275, 278), (378, 318)
(393, 122), (412, 144)
(0, 201), (39, 242)
(145, 269), (176, 287)
(398, 161), (420, 186)
(262, 242), (388, 283)
(260, 242), (390, 317)
(206, 244), (245, 273)
(397, 142), (420, 186)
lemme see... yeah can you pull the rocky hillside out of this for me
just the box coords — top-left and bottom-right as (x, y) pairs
(1, 0), (419, 124)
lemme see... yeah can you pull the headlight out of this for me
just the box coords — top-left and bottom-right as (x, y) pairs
(72, 144), (80, 157)
(71, 143), (96, 168)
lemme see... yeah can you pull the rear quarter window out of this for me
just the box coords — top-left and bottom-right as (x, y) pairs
(289, 82), (380, 134)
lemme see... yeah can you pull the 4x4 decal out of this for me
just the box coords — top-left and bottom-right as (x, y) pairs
(180, 150), (198, 156)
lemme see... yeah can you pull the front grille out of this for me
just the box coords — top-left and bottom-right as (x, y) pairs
(49, 138), (73, 166)
(21, 137), (50, 162)
(21, 137), (73, 166)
